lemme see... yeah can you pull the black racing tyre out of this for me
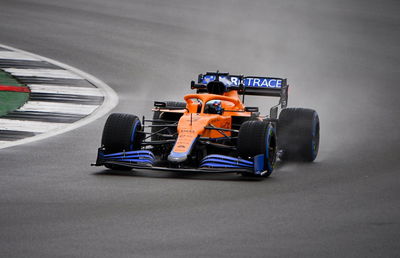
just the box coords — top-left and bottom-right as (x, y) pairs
(277, 108), (320, 162)
(101, 113), (143, 170)
(101, 113), (143, 154)
(238, 120), (277, 177)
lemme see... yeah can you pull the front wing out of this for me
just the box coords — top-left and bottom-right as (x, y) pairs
(92, 149), (266, 175)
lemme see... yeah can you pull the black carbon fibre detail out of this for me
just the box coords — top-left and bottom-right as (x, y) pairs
(4, 111), (86, 123)
(0, 130), (36, 141)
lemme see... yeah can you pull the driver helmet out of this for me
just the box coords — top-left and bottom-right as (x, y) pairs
(206, 100), (223, 114)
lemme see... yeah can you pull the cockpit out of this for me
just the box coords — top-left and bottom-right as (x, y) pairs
(204, 100), (223, 115)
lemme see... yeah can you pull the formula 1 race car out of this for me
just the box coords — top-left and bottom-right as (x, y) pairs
(92, 71), (320, 177)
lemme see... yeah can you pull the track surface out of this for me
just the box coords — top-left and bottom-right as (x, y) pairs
(1, 0), (399, 257)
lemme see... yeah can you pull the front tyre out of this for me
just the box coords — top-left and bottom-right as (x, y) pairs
(101, 113), (143, 170)
(238, 120), (277, 177)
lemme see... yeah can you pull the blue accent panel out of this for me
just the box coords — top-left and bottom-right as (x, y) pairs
(130, 120), (140, 150)
(201, 75), (236, 86)
(104, 150), (155, 159)
(253, 154), (265, 175)
(104, 153), (154, 159)
(112, 158), (153, 164)
(200, 157), (252, 166)
(201, 157), (253, 166)
(102, 150), (155, 164)
(168, 151), (188, 159)
(200, 162), (245, 169)
(200, 158), (253, 168)
(105, 155), (154, 161)
(242, 78), (282, 88)
(168, 137), (198, 161)
(201, 154), (253, 165)
(201, 75), (282, 89)
(200, 154), (254, 169)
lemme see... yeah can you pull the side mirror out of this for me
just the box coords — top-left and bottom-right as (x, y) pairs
(244, 107), (259, 112)
(154, 101), (166, 108)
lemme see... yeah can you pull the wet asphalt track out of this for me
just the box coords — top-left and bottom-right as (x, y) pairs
(1, 0), (400, 257)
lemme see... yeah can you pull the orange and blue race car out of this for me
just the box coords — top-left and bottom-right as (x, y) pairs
(92, 71), (320, 177)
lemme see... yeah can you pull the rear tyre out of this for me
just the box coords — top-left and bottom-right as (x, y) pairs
(101, 113), (143, 170)
(277, 108), (319, 162)
(238, 120), (277, 177)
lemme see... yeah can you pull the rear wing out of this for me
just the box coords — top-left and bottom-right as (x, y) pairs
(192, 72), (288, 109)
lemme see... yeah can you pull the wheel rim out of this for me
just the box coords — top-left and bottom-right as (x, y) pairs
(311, 114), (320, 159)
(265, 126), (276, 173)
(130, 120), (140, 150)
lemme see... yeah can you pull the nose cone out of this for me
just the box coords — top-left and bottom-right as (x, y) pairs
(168, 151), (188, 163)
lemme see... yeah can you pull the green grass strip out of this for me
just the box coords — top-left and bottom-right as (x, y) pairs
(0, 70), (24, 86)
(0, 70), (29, 117)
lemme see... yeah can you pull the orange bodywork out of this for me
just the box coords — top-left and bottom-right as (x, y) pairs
(168, 91), (252, 158)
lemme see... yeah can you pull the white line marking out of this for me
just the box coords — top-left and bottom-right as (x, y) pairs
(4, 68), (83, 79)
(18, 101), (99, 115)
(28, 84), (103, 97)
(0, 51), (40, 61)
(0, 44), (119, 150)
(0, 119), (68, 133)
